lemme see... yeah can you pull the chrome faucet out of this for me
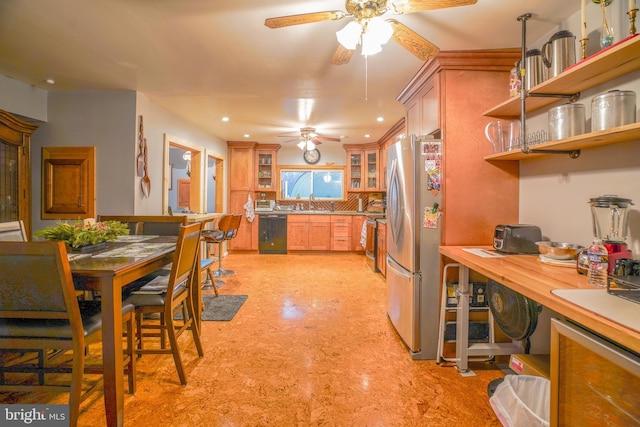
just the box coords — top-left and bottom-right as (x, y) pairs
(308, 193), (314, 211)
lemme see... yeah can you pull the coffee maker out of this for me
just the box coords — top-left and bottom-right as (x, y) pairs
(589, 195), (634, 273)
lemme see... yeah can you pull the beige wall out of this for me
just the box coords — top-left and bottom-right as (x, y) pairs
(521, 4), (640, 254)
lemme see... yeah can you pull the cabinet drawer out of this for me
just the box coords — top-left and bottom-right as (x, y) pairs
(331, 223), (351, 237)
(331, 237), (351, 251)
(331, 215), (352, 224)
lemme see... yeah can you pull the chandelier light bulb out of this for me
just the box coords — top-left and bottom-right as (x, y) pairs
(336, 21), (362, 50)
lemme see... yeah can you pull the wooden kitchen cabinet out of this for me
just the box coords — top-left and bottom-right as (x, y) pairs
(309, 215), (331, 250)
(377, 118), (405, 192)
(345, 144), (379, 191)
(331, 215), (352, 251)
(398, 50), (520, 246)
(377, 221), (386, 276)
(42, 146), (96, 220)
(351, 215), (366, 252)
(287, 215), (309, 250)
(255, 145), (279, 191)
(228, 141), (257, 250)
(0, 110), (37, 237)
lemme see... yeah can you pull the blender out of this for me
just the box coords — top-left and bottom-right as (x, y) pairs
(589, 195), (634, 273)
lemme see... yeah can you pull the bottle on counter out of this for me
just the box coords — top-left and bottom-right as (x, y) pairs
(587, 238), (609, 287)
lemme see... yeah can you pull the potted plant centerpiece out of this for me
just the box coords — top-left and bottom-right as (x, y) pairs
(35, 220), (129, 251)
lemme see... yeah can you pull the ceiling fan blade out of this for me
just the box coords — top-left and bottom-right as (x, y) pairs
(315, 136), (341, 142)
(392, 0), (477, 14)
(265, 11), (346, 29)
(387, 19), (439, 61)
(331, 44), (355, 65)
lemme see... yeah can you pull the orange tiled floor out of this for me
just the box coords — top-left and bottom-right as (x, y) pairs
(1, 252), (505, 426)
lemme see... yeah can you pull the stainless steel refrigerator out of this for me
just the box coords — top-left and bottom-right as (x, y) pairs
(386, 135), (442, 360)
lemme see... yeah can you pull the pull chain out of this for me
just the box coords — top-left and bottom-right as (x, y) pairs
(365, 55), (369, 101)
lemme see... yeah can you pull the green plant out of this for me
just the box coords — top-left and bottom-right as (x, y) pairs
(35, 220), (129, 248)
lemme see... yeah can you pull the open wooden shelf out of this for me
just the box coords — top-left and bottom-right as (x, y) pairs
(484, 122), (640, 161)
(483, 34), (640, 118)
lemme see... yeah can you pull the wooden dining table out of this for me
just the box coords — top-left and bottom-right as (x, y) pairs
(69, 235), (177, 427)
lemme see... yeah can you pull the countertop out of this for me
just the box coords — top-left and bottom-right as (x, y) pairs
(439, 245), (640, 355)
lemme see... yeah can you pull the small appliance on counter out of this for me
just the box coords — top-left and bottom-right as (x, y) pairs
(255, 199), (275, 212)
(493, 224), (542, 254)
(589, 194), (634, 273)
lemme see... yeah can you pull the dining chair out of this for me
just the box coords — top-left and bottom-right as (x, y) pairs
(0, 220), (28, 241)
(124, 222), (204, 385)
(0, 241), (137, 427)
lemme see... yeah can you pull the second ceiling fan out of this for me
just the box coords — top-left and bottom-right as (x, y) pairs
(265, 0), (477, 65)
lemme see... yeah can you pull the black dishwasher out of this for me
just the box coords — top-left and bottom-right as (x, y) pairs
(258, 214), (287, 254)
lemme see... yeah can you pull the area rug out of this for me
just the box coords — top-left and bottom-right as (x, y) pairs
(200, 294), (248, 321)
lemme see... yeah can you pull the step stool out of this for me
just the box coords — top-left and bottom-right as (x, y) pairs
(437, 263), (521, 375)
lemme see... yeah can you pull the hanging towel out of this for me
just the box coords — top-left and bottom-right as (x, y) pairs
(244, 193), (255, 223)
(360, 220), (367, 248)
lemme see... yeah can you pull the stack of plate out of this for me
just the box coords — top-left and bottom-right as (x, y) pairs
(538, 255), (575, 267)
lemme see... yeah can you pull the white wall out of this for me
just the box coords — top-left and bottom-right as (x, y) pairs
(0, 76), (228, 232)
(0, 75), (47, 121)
(276, 141), (348, 166)
(134, 93), (227, 215)
(521, 3), (640, 255)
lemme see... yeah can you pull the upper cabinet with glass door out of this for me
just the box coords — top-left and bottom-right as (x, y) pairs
(255, 145), (279, 191)
(346, 145), (379, 191)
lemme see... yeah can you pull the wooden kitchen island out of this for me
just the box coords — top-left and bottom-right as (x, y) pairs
(439, 246), (640, 355)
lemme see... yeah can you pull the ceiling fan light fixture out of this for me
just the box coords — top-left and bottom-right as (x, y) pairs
(297, 140), (306, 150)
(367, 17), (393, 45)
(336, 21), (362, 50)
(306, 140), (316, 151)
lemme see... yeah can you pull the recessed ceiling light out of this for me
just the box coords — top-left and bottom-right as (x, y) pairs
(243, 134), (250, 138)
(364, 134), (371, 138)
(376, 117), (384, 122)
(45, 78), (55, 85)
(222, 117), (229, 122)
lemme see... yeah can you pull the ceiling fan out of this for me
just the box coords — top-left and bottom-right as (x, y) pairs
(265, 0), (477, 65)
(281, 127), (341, 150)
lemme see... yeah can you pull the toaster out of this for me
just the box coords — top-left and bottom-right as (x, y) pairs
(493, 224), (542, 254)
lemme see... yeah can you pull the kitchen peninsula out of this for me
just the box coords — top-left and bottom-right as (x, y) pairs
(440, 245), (640, 426)
(440, 245), (640, 354)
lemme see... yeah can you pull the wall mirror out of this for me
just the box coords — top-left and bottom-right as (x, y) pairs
(278, 166), (345, 200)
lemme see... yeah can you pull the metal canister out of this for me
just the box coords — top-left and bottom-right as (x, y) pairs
(592, 90), (637, 131)
(542, 30), (577, 78)
(548, 103), (586, 140)
(524, 49), (547, 91)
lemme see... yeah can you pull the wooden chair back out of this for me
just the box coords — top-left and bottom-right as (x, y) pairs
(97, 215), (188, 235)
(0, 220), (28, 242)
(166, 222), (203, 304)
(0, 241), (86, 418)
(226, 214), (243, 239)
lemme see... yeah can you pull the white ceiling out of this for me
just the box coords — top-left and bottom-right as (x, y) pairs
(0, 0), (578, 146)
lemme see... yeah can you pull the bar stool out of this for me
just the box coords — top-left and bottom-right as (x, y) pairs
(201, 215), (235, 284)
(213, 214), (241, 278)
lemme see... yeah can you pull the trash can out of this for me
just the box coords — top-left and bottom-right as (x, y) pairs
(489, 374), (550, 427)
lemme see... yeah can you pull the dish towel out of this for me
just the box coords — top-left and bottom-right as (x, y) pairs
(360, 220), (367, 248)
(244, 193), (255, 223)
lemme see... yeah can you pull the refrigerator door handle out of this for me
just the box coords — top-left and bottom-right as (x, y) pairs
(387, 255), (412, 280)
(388, 158), (403, 245)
